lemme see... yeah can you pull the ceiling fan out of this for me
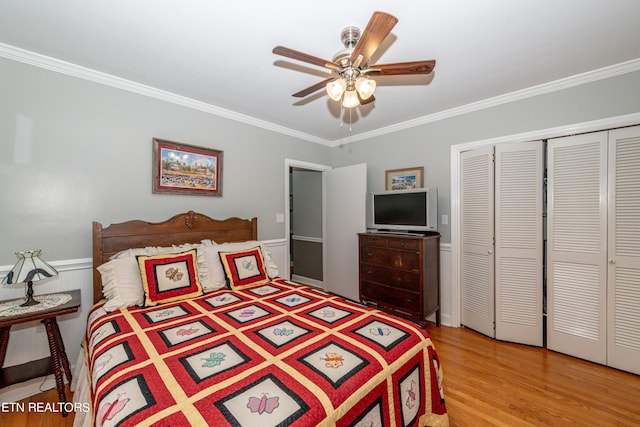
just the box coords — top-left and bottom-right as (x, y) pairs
(272, 11), (436, 109)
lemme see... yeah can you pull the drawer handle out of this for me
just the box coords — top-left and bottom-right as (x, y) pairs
(367, 252), (372, 257)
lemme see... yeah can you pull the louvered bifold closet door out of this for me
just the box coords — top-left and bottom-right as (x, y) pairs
(547, 132), (607, 364)
(607, 125), (640, 375)
(495, 141), (543, 346)
(460, 146), (495, 337)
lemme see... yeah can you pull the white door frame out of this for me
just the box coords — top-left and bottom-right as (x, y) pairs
(450, 113), (640, 328)
(284, 159), (331, 285)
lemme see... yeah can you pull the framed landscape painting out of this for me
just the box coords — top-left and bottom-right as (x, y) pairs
(152, 138), (223, 196)
(385, 166), (424, 190)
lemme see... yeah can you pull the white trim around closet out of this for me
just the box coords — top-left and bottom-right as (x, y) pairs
(450, 112), (640, 328)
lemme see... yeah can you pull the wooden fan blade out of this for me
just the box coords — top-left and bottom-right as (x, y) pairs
(367, 60), (436, 76)
(273, 46), (339, 70)
(292, 76), (337, 98)
(350, 11), (398, 66)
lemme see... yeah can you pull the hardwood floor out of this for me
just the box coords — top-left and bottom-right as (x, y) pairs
(425, 324), (640, 426)
(0, 387), (75, 427)
(2, 325), (639, 426)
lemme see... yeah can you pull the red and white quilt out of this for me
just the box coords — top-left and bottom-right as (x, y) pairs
(84, 278), (448, 426)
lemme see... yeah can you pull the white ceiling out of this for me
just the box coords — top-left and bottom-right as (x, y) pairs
(2, 0), (640, 145)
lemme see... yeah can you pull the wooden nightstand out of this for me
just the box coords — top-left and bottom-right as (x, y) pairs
(0, 289), (81, 416)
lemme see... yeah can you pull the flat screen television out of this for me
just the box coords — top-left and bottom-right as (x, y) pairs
(369, 188), (437, 232)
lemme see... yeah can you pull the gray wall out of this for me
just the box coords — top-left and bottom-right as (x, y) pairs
(331, 70), (640, 243)
(292, 240), (323, 281)
(0, 58), (330, 265)
(291, 169), (323, 238)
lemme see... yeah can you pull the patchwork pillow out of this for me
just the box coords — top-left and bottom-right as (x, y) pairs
(137, 250), (203, 306)
(218, 247), (271, 290)
(201, 240), (279, 290)
(112, 243), (212, 290)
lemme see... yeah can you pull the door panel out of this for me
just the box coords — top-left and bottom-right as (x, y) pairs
(460, 146), (495, 337)
(607, 125), (640, 375)
(324, 163), (367, 300)
(495, 141), (543, 346)
(547, 132), (607, 364)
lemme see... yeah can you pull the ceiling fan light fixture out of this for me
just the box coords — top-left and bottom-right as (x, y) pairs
(273, 11), (436, 120)
(326, 79), (346, 101)
(342, 88), (360, 108)
(355, 76), (376, 100)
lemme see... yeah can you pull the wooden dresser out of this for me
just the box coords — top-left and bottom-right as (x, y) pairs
(358, 232), (441, 327)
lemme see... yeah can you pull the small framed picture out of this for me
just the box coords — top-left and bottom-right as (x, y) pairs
(385, 167), (424, 190)
(152, 138), (223, 196)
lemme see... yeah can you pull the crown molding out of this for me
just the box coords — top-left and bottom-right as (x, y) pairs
(2, 43), (639, 148)
(0, 43), (331, 146)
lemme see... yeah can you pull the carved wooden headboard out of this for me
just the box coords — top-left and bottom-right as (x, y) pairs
(92, 211), (257, 304)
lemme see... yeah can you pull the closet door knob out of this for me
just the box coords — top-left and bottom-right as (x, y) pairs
(610, 259), (615, 264)
(488, 250), (493, 255)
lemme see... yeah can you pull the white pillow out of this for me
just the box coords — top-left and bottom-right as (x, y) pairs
(97, 257), (144, 312)
(201, 240), (279, 290)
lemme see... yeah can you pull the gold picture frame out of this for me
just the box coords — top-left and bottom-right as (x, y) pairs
(385, 166), (424, 190)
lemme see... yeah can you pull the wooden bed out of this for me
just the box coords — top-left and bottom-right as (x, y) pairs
(77, 211), (448, 427)
(91, 210), (257, 304)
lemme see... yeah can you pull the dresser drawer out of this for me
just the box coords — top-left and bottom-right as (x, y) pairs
(359, 264), (421, 292)
(359, 235), (389, 248)
(360, 247), (421, 271)
(361, 281), (420, 312)
(388, 238), (420, 250)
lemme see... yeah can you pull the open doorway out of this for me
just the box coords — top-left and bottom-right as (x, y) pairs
(284, 159), (367, 300)
(289, 166), (324, 287)
(284, 159), (330, 289)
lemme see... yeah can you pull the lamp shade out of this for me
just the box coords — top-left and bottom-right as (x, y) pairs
(2, 250), (58, 285)
(342, 89), (360, 108)
(326, 79), (346, 101)
(355, 76), (376, 100)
